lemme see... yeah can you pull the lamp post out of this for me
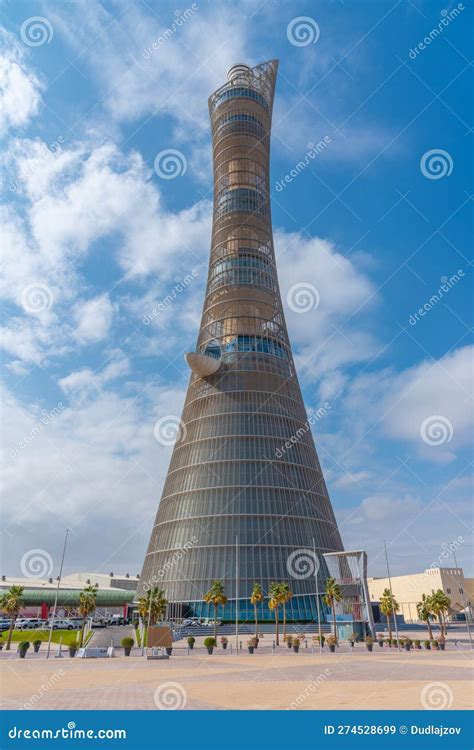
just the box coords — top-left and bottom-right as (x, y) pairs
(383, 540), (400, 652)
(46, 529), (69, 659)
(235, 535), (239, 651)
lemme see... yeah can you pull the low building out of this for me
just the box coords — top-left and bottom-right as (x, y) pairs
(368, 567), (472, 623)
(0, 572), (138, 619)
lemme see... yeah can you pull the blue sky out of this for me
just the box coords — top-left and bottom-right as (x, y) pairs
(1, 0), (472, 580)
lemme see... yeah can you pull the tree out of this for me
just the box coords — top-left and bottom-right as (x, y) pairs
(323, 577), (342, 641)
(417, 594), (434, 640)
(77, 585), (98, 646)
(250, 583), (263, 640)
(0, 585), (24, 650)
(203, 581), (228, 642)
(429, 589), (451, 637)
(268, 582), (284, 645)
(136, 587), (168, 628)
(379, 588), (399, 641)
(279, 582), (292, 640)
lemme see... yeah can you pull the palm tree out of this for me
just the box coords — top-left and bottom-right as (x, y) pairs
(250, 583), (263, 640)
(77, 585), (98, 646)
(136, 587), (168, 627)
(430, 589), (451, 637)
(323, 577), (342, 641)
(203, 580), (228, 642)
(268, 582), (284, 645)
(379, 588), (399, 641)
(0, 585), (24, 650)
(417, 594), (434, 639)
(279, 582), (292, 640)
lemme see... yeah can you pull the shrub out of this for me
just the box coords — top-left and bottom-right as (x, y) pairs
(33, 639), (42, 647)
(431, 640), (439, 648)
(121, 637), (134, 648)
(204, 637), (216, 649)
(187, 636), (195, 645)
(247, 637), (257, 647)
(18, 641), (30, 651)
(220, 636), (228, 644)
(365, 636), (374, 644)
(414, 639), (421, 647)
(404, 638), (412, 647)
(313, 634), (325, 644)
(292, 638), (300, 647)
(326, 634), (337, 646)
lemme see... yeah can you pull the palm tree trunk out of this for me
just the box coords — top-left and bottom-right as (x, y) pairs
(427, 619), (433, 640)
(275, 608), (279, 646)
(283, 602), (287, 640)
(79, 621), (85, 647)
(6, 617), (15, 650)
(386, 613), (392, 641)
(332, 601), (337, 641)
(214, 604), (217, 644)
(254, 603), (258, 640)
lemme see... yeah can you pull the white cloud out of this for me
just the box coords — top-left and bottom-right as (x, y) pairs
(73, 295), (114, 343)
(275, 230), (378, 397)
(343, 345), (473, 462)
(0, 31), (42, 136)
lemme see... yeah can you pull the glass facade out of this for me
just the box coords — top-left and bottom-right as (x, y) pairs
(139, 60), (344, 621)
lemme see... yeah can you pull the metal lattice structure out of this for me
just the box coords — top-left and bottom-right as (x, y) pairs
(323, 551), (375, 635)
(139, 61), (344, 621)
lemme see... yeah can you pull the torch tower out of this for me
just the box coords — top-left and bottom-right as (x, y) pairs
(139, 60), (344, 621)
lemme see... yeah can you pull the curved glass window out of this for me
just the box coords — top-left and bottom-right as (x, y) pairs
(223, 335), (288, 360)
(212, 87), (268, 112)
(216, 188), (267, 218)
(209, 253), (275, 292)
(203, 342), (221, 359)
(215, 113), (264, 140)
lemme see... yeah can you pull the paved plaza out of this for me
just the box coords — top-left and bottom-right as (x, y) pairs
(1, 636), (472, 711)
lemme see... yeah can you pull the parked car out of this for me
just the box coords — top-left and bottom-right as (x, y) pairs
(0, 618), (11, 631)
(15, 618), (44, 630)
(90, 618), (107, 628)
(47, 619), (78, 630)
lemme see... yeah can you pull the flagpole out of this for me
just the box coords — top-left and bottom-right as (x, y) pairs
(46, 529), (69, 659)
(235, 535), (239, 651)
(313, 538), (322, 653)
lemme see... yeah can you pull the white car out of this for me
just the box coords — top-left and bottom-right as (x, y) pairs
(15, 618), (44, 630)
(47, 619), (78, 630)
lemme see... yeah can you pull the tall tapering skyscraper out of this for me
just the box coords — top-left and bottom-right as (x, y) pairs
(140, 60), (344, 621)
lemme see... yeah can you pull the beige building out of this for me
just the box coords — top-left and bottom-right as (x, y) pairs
(368, 567), (472, 623)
